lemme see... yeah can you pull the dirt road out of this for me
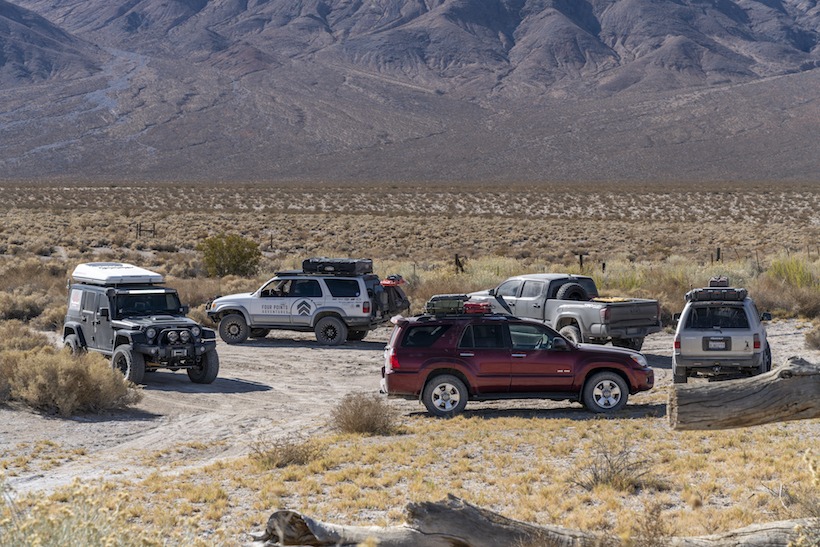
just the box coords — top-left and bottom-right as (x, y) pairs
(1, 320), (817, 496)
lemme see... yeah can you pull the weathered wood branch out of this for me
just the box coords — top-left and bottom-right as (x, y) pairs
(669, 356), (820, 430)
(248, 495), (818, 547)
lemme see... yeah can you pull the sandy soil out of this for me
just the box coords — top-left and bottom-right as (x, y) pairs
(1, 319), (818, 497)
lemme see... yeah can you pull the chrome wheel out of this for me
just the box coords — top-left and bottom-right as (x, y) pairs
(591, 378), (622, 409)
(431, 382), (461, 412)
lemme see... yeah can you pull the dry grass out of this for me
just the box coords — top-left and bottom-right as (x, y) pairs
(330, 392), (401, 435)
(0, 321), (142, 416)
(250, 435), (325, 470)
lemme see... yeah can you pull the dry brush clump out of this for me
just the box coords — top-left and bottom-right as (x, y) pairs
(0, 321), (142, 416)
(330, 392), (400, 435)
(250, 434), (325, 470)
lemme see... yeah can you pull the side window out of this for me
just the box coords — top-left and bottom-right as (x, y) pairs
(459, 324), (506, 348)
(68, 289), (83, 313)
(497, 280), (522, 298)
(520, 281), (545, 299)
(401, 325), (452, 347)
(509, 323), (553, 350)
(324, 279), (361, 298)
(290, 280), (322, 298)
(81, 291), (98, 313)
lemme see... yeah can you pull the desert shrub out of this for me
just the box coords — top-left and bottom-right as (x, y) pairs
(628, 502), (676, 547)
(573, 434), (653, 493)
(807, 322), (820, 351)
(197, 234), (261, 277)
(1, 478), (155, 547)
(250, 434), (323, 470)
(30, 303), (66, 331)
(330, 392), (399, 435)
(0, 322), (141, 416)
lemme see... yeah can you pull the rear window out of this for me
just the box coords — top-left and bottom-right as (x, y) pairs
(401, 324), (452, 347)
(685, 305), (749, 329)
(324, 279), (361, 297)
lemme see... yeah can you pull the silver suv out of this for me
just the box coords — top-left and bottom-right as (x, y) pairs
(673, 281), (771, 383)
(206, 258), (409, 345)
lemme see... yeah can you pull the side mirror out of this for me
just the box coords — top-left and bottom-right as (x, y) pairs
(761, 312), (772, 321)
(672, 312), (681, 327)
(99, 308), (109, 319)
(181, 305), (190, 315)
(552, 338), (569, 351)
(488, 288), (496, 296)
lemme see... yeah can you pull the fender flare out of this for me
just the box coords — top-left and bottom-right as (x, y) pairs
(62, 322), (88, 348)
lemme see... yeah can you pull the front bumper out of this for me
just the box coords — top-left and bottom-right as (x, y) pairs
(135, 340), (216, 366)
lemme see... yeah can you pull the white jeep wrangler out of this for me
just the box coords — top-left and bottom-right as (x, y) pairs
(206, 258), (409, 345)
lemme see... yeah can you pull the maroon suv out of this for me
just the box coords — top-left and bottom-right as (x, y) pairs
(381, 313), (654, 417)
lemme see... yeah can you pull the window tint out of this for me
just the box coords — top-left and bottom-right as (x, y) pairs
(81, 291), (97, 313)
(325, 279), (361, 298)
(402, 325), (452, 347)
(520, 281), (545, 298)
(509, 323), (554, 350)
(290, 280), (322, 298)
(686, 306), (749, 329)
(497, 280), (521, 298)
(459, 324), (506, 348)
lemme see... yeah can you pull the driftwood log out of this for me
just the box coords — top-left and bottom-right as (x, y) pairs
(669, 356), (820, 430)
(248, 494), (818, 547)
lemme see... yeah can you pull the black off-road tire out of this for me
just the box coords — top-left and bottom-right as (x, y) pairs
(759, 345), (772, 375)
(111, 344), (146, 384)
(559, 325), (583, 345)
(347, 329), (368, 341)
(63, 334), (83, 355)
(188, 349), (219, 384)
(219, 313), (249, 344)
(582, 371), (629, 413)
(314, 316), (348, 345)
(422, 374), (469, 417)
(249, 328), (270, 339)
(556, 282), (589, 301)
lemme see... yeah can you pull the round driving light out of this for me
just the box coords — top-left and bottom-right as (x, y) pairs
(146, 327), (157, 340)
(167, 330), (180, 343)
(180, 330), (191, 343)
(190, 326), (201, 338)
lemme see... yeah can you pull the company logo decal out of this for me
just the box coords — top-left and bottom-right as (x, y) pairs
(296, 300), (312, 316)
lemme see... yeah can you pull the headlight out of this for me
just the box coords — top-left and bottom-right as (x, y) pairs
(167, 330), (180, 343)
(180, 330), (191, 343)
(191, 326), (201, 338)
(630, 354), (648, 368)
(146, 327), (157, 340)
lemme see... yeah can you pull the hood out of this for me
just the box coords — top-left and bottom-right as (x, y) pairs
(577, 343), (639, 358)
(115, 315), (201, 329)
(213, 292), (254, 304)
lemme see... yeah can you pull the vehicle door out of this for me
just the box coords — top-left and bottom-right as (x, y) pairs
(515, 280), (547, 320)
(507, 322), (576, 391)
(248, 278), (295, 326)
(457, 322), (511, 393)
(286, 279), (324, 326)
(324, 278), (368, 318)
(80, 290), (100, 349)
(95, 293), (115, 350)
(495, 279), (523, 315)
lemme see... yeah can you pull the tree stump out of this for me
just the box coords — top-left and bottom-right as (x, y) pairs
(669, 356), (820, 430)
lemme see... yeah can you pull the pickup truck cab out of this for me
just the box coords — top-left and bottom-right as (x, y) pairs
(470, 274), (661, 351)
(672, 285), (772, 383)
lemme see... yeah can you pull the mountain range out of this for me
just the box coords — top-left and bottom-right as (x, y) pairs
(1, 0), (818, 183)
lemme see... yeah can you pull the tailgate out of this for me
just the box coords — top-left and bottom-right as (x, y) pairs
(599, 299), (660, 327)
(680, 330), (755, 359)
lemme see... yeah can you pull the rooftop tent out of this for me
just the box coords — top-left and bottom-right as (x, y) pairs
(71, 262), (164, 285)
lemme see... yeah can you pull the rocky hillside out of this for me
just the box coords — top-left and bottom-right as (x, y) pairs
(1, 0), (818, 183)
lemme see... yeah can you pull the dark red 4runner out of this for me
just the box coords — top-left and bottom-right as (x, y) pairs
(381, 313), (654, 417)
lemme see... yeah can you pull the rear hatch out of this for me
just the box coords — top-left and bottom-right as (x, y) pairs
(679, 302), (755, 359)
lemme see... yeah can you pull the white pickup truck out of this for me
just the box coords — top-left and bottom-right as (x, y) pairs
(470, 273), (662, 351)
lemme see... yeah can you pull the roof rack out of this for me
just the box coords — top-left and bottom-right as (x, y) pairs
(685, 287), (748, 302)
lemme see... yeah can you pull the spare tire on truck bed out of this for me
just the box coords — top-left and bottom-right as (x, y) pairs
(556, 282), (588, 301)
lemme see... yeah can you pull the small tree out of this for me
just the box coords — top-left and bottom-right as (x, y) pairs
(197, 234), (261, 277)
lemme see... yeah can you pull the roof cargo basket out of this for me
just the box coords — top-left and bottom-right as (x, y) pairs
(709, 276), (730, 287)
(685, 287), (748, 302)
(302, 257), (373, 275)
(424, 294), (469, 315)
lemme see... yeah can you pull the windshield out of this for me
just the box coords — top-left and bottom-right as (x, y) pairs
(115, 292), (182, 317)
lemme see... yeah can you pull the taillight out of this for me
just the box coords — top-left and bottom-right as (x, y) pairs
(600, 307), (610, 323)
(389, 352), (400, 370)
(753, 333), (761, 349)
(674, 336), (681, 350)
(363, 301), (371, 314)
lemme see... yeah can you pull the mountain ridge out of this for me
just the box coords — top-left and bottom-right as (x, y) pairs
(0, 0), (818, 183)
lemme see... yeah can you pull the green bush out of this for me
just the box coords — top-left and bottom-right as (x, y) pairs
(196, 234), (261, 277)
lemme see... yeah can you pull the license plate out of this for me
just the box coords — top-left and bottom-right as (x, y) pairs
(172, 349), (187, 357)
(708, 339), (726, 350)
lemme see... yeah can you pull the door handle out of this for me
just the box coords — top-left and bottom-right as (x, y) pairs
(533, 304), (541, 308)
(511, 353), (527, 358)
(459, 352), (474, 357)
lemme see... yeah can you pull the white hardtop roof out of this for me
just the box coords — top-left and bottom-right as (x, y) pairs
(72, 262), (164, 286)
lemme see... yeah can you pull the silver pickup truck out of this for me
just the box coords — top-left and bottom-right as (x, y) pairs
(470, 274), (662, 351)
